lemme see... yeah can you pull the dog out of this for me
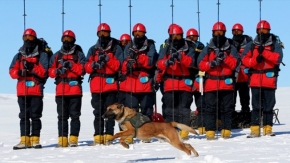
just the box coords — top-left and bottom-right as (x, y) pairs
(102, 103), (199, 156)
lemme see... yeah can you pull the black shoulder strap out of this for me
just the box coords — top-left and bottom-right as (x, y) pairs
(111, 38), (119, 54)
(252, 34), (276, 53)
(271, 34), (276, 52)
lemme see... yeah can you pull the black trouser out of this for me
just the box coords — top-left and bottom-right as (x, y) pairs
(234, 82), (250, 112)
(56, 95), (82, 137)
(18, 96), (43, 137)
(193, 91), (206, 127)
(91, 92), (117, 136)
(163, 91), (193, 125)
(117, 91), (126, 105)
(205, 91), (234, 131)
(251, 87), (275, 126)
(159, 82), (166, 119)
(125, 92), (154, 121)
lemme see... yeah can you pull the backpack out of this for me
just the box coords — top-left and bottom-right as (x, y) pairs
(37, 38), (53, 61)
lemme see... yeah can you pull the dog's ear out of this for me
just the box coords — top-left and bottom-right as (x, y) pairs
(117, 104), (124, 109)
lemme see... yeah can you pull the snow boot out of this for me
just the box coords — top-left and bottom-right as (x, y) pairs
(103, 134), (113, 145)
(13, 136), (31, 150)
(206, 131), (215, 140)
(56, 136), (68, 147)
(30, 136), (42, 149)
(180, 130), (189, 140)
(198, 127), (206, 135)
(247, 126), (260, 138)
(263, 125), (275, 136)
(88, 135), (103, 146)
(69, 135), (78, 147)
(221, 129), (231, 139)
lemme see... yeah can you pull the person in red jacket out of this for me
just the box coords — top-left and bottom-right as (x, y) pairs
(85, 23), (123, 145)
(9, 28), (49, 149)
(229, 23), (252, 119)
(185, 28), (206, 135)
(118, 33), (131, 105)
(157, 24), (196, 140)
(48, 30), (86, 147)
(197, 22), (239, 140)
(242, 20), (283, 138)
(120, 23), (158, 142)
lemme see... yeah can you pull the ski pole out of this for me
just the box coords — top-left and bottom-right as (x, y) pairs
(170, 0), (175, 122)
(196, 0), (205, 134)
(215, 0), (221, 139)
(61, 0), (65, 147)
(258, 0), (262, 137)
(23, 0), (28, 149)
(129, 0), (133, 110)
(98, 0), (103, 145)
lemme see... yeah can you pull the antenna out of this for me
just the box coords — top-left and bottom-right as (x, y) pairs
(23, 0), (26, 30)
(61, 0), (65, 32)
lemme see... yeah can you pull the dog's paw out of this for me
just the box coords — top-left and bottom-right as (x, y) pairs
(120, 142), (130, 149)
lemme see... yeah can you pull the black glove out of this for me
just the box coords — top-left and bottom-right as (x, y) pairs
(256, 55), (263, 63)
(210, 60), (220, 68)
(24, 61), (34, 71)
(128, 48), (138, 60)
(91, 60), (105, 69)
(56, 67), (66, 75)
(62, 61), (72, 69)
(170, 48), (180, 60)
(197, 43), (205, 50)
(126, 60), (135, 72)
(98, 53), (109, 63)
(18, 69), (27, 77)
(258, 45), (264, 54)
(171, 52), (180, 60)
(217, 52), (225, 60)
(165, 57), (175, 67)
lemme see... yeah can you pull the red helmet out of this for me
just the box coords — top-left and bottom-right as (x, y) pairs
(120, 33), (131, 41)
(256, 20), (271, 30)
(168, 23), (178, 33)
(232, 23), (243, 31)
(132, 23), (146, 33)
(97, 23), (111, 32)
(186, 28), (199, 37)
(212, 22), (226, 31)
(169, 24), (183, 35)
(63, 30), (76, 39)
(23, 28), (37, 37)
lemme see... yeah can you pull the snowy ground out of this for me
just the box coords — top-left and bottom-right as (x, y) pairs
(1, 88), (290, 163)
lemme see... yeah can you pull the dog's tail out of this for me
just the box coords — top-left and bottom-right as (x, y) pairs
(170, 122), (199, 135)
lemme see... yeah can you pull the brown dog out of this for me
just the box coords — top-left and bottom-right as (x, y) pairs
(103, 103), (199, 156)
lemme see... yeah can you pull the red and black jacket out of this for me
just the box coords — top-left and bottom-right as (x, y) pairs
(157, 40), (196, 92)
(241, 34), (283, 89)
(85, 38), (122, 93)
(120, 38), (158, 93)
(9, 46), (49, 96)
(48, 45), (86, 96)
(197, 39), (239, 92)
